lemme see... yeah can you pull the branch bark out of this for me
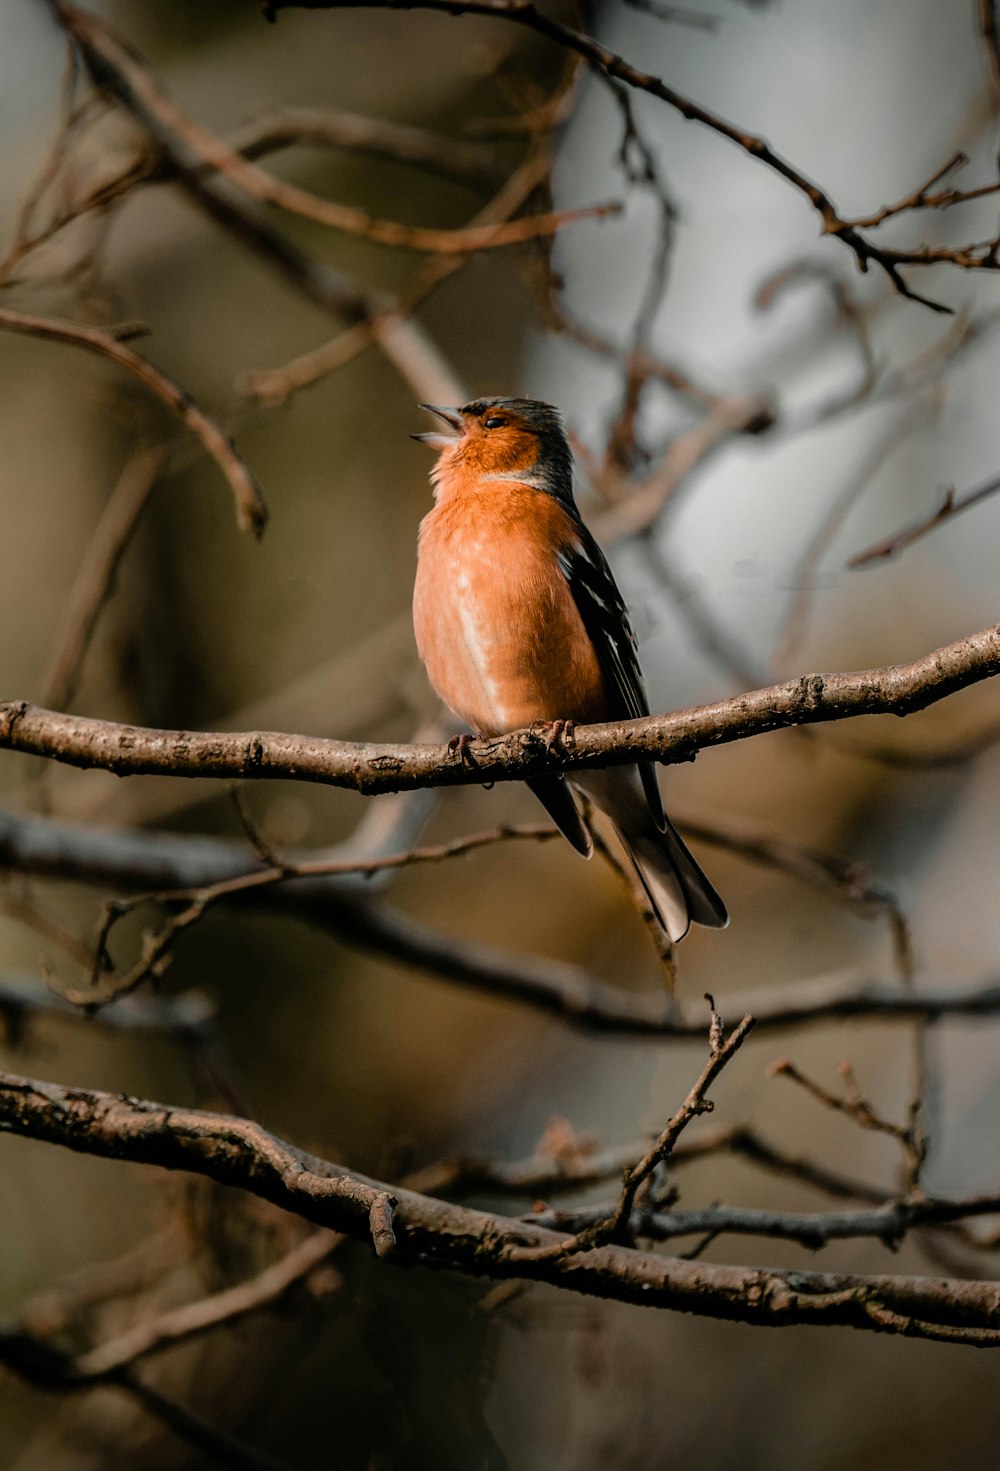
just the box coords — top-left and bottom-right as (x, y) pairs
(2, 623), (999, 795)
(2, 1067), (1000, 1345)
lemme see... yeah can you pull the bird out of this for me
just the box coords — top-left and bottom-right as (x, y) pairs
(411, 396), (728, 943)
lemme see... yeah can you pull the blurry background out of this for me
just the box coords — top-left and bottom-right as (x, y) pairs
(2, 0), (1000, 1466)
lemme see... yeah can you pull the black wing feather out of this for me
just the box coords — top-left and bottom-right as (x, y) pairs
(557, 528), (666, 830)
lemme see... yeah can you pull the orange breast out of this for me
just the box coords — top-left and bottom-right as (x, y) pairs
(413, 484), (609, 737)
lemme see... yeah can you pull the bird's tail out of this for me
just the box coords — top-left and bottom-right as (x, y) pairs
(622, 813), (729, 943)
(574, 768), (728, 944)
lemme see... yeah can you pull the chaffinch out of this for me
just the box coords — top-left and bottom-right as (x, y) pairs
(412, 396), (728, 943)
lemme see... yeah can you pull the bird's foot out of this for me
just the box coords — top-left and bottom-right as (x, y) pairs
(447, 732), (478, 773)
(530, 718), (576, 756)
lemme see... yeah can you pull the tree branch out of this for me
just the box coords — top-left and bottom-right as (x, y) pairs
(58, 5), (618, 256)
(0, 307), (267, 537)
(2, 623), (999, 795)
(262, 0), (1000, 312)
(2, 807), (1000, 1038)
(3, 1066), (1000, 1344)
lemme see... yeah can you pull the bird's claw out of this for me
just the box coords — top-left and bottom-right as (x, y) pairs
(530, 719), (576, 756)
(447, 732), (478, 772)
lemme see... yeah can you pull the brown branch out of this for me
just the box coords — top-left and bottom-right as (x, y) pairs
(428, 1121), (890, 1205)
(842, 151), (1000, 230)
(848, 469), (1000, 568)
(74, 820), (558, 1007)
(240, 146), (554, 405)
(71, 1228), (341, 1379)
(604, 1003), (755, 1240)
(769, 1055), (926, 1188)
(262, 0), (1000, 312)
(36, 443), (168, 711)
(589, 393), (775, 543)
(6, 107), (500, 280)
(2, 807), (999, 1039)
(59, 6), (618, 256)
(3, 1066), (1000, 1344)
(3, 622), (1000, 796)
(222, 105), (501, 188)
(41, 7), (469, 409)
(980, 0), (1000, 114)
(0, 308), (267, 537)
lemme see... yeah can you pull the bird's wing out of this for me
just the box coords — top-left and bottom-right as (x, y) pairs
(526, 775), (593, 857)
(557, 527), (666, 830)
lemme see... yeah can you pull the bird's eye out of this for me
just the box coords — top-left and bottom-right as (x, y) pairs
(484, 416), (505, 429)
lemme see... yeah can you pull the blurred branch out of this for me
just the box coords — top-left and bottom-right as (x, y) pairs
(589, 393), (775, 542)
(240, 146), (554, 405)
(427, 1119), (890, 1204)
(70, 1229), (341, 1379)
(848, 468), (1000, 568)
(73, 820), (558, 1007)
(1, 808), (996, 1037)
(265, 0), (1000, 313)
(221, 105), (501, 187)
(36, 444), (168, 712)
(3, 1063), (1000, 1343)
(680, 813), (913, 979)
(771, 402), (929, 672)
(0, 1329), (304, 1471)
(59, 5), (618, 256)
(0, 971), (215, 1039)
(0, 105), (501, 286)
(0, 308), (267, 537)
(3, 622), (1000, 795)
(979, 0), (1000, 114)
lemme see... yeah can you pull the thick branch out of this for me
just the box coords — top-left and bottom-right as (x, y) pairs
(2, 623), (999, 795)
(2, 1067), (1000, 1344)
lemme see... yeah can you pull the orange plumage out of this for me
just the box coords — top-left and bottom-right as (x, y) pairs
(411, 396), (729, 944)
(414, 483), (608, 737)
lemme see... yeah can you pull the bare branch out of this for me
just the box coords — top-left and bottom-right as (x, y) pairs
(59, 6), (618, 256)
(3, 623), (1000, 796)
(604, 1004), (755, 1240)
(36, 444), (168, 711)
(3, 1066), (1000, 1344)
(0, 308), (267, 537)
(72, 1229), (341, 1379)
(262, 0), (1000, 312)
(2, 807), (998, 1038)
(848, 469), (1000, 568)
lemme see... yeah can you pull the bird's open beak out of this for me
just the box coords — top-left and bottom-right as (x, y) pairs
(411, 404), (464, 449)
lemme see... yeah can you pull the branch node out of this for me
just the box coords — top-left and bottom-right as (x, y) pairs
(369, 1192), (397, 1259)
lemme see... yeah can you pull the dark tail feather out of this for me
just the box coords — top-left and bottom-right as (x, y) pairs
(625, 816), (729, 943)
(526, 775), (593, 858)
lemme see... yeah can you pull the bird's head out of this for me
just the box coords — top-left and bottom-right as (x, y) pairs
(412, 397), (574, 506)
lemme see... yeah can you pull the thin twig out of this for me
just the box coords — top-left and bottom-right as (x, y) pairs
(0, 308), (266, 536)
(60, 6), (618, 256)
